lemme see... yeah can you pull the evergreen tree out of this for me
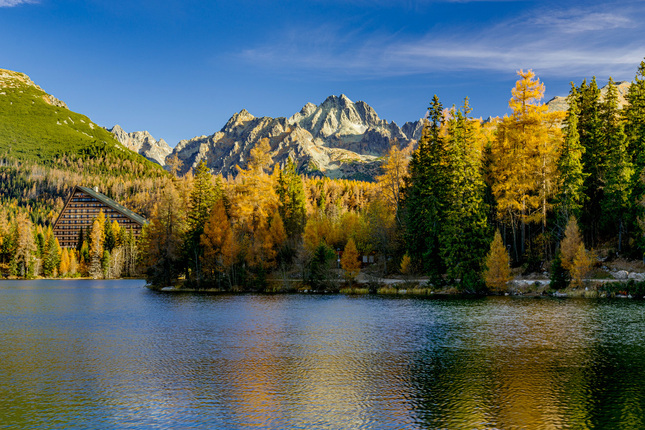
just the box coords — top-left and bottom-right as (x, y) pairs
(440, 100), (490, 288)
(578, 78), (605, 246)
(601, 78), (633, 252)
(42, 230), (61, 277)
(549, 250), (569, 290)
(404, 95), (446, 276)
(555, 84), (586, 234)
(625, 60), (645, 169)
(184, 160), (218, 285)
(275, 159), (307, 240)
(624, 60), (645, 252)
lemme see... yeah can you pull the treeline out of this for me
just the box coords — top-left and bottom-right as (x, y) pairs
(5, 61), (645, 291)
(0, 209), (139, 278)
(140, 60), (645, 291)
(403, 62), (645, 290)
(141, 140), (384, 289)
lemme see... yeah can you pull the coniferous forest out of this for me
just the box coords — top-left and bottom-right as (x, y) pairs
(2, 60), (645, 293)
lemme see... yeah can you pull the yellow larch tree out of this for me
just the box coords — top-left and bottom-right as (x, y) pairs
(376, 140), (410, 226)
(59, 247), (70, 276)
(490, 70), (563, 260)
(341, 237), (361, 283)
(560, 216), (583, 272)
(570, 242), (592, 287)
(483, 230), (511, 292)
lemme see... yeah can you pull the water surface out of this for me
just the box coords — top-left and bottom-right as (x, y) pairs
(2, 280), (645, 429)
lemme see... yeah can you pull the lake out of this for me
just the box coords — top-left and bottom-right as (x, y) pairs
(1, 280), (645, 429)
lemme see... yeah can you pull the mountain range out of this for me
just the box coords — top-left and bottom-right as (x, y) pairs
(113, 83), (631, 180)
(111, 94), (424, 180)
(0, 67), (632, 181)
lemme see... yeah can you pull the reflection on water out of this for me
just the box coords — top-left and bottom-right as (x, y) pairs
(2, 280), (645, 429)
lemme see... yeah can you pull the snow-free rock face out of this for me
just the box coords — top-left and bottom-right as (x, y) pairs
(169, 95), (423, 180)
(546, 81), (631, 113)
(109, 125), (172, 166)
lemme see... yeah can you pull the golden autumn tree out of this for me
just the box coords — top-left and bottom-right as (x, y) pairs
(570, 242), (592, 287)
(59, 247), (70, 277)
(341, 237), (361, 283)
(141, 182), (187, 287)
(376, 140), (410, 226)
(560, 216), (584, 272)
(201, 199), (234, 284)
(490, 70), (563, 261)
(89, 218), (104, 279)
(483, 230), (511, 292)
(232, 138), (279, 236)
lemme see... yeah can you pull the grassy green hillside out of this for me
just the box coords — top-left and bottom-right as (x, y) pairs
(0, 68), (162, 171)
(0, 68), (170, 225)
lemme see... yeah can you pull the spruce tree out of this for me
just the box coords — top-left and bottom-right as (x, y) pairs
(601, 78), (633, 252)
(624, 59), (645, 252)
(184, 160), (218, 285)
(275, 159), (307, 240)
(404, 95), (446, 277)
(555, 84), (586, 236)
(439, 100), (490, 288)
(578, 78), (605, 246)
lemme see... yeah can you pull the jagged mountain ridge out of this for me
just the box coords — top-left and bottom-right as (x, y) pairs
(109, 124), (172, 166)
(169, 94), (424, 179)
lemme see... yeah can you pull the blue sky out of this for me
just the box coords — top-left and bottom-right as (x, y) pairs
(1, 0), (644, 146)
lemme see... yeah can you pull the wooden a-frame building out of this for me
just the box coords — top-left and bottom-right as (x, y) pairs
(52, 186), (146, 248)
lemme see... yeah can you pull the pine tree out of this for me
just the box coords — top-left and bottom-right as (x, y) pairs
(483, 230), (511, 292)
(341, 237), (361, 283)
(555, 84), (586, 234)
(601, 78), (633, 252)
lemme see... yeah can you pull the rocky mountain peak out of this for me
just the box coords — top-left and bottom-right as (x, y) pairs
(223, 109), (256, 133)
(109, 125), (172, 166)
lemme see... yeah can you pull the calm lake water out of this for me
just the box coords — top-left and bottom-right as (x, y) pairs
(2, 280), (645, 429)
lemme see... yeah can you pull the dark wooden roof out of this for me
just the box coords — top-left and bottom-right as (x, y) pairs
(70, 186), (147, 225)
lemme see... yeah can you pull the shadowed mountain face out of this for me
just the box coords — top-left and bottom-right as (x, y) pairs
(167, 95), (424, 180)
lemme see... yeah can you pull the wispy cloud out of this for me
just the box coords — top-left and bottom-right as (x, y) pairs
(236, 3), (645, 80)
(0, 0), (37, 7)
